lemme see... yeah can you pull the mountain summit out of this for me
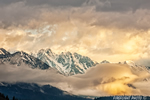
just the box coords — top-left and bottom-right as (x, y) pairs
(36, 48), (96, 75)
(0, 48), (50, 69)
(0, 48), (10, 57)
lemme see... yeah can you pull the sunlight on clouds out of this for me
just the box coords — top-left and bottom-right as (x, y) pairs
(1, 23), (150, 62)
(96, 81), (132, 95)
(92, 64), (144, 95)
(0, 58), (150, 96)
(123, 40), (136, 53)
(0, 10), (150, 62)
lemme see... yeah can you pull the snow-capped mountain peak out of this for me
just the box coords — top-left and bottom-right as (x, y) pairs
(124, 60), (136, 67)
(36, 48), (96, 76)
(0, 49), (50, 70)
(100, 60), (110, 64)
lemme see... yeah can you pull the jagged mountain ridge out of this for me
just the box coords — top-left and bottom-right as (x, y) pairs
(0, 48), (10, 58)
(0, 48), (97, 76)
(118, 61), (150, 76)
(36, 48), (96, 75)
(100, 60), (110, 64)
(0, 48), (149, 76)
(0, 48), (50, 69)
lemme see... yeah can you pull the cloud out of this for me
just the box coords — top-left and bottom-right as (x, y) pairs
(1, 0), (150, 12)
(135, 58), (150, 67)
(85, 0), (150, 12)
(1, 0), (150, 30)
(0, 0), (87, 7)
(1, 0), (150, 97)
(0, 0), (150, 62)
(0, 63), (150, 96)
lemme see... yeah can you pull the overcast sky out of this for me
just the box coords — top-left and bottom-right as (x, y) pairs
(0, 0), (150, 62)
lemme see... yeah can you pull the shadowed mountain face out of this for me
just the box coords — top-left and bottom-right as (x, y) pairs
(0, 82), (91, 100)
(0, 48), (50, 69)
(36, 49), (96, 75)
(0, 48), (10, 58)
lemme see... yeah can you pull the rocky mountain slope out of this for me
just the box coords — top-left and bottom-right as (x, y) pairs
(0, 48), (149, 76)
(0, 48), (50, 69)
(0, 82), (91, 100)
(36, 49), (96, 75)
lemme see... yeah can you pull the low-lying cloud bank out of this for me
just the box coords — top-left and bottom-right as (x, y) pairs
(0, 63), (150, 96)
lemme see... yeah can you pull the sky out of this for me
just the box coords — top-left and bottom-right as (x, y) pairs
(0, 0), (150, 62)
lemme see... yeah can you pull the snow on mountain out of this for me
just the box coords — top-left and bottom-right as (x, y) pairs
(0, 48), (96, 76)
(118, 60), (149, 73)
(36, 48), (96, 76)
(146, 66), (150, 71)
(36, 49), (150, 76)
(0, 50), (4, 55)
(0, 48), (50, 69)
(1, 48), (149, 76)
(123, 60), (136, 67)
(100, 60), (110, 64)
(0, 48), (10, 57)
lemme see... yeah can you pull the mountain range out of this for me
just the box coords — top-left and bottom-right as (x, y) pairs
(36, 48), (97, 75)
(0, 48), (150, 100)
(0, 48), (50, 70)
(0, 48), (98, 76)
(0, 48), (94, 100)
(0, 48), (149, 76)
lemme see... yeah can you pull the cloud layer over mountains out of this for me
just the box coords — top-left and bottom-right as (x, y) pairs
(1, 0), (150, 97)
(0, 63), (150, 96)
(0, 0), (150, 62)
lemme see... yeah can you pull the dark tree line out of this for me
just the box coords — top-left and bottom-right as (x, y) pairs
(0, 92), (18, 100)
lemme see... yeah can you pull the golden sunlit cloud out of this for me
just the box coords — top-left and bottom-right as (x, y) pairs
(0, 1), (150, 63)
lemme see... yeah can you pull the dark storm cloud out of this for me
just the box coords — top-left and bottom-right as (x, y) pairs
(27, 0), (86, 7)
(1, 0), (150, 28)
(90, 0), (150, 12)
(1, 0), (150, 11)
(0, 0), (21, 6)
(0, 0), (86, 28)
(0, 0), (86, 7)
